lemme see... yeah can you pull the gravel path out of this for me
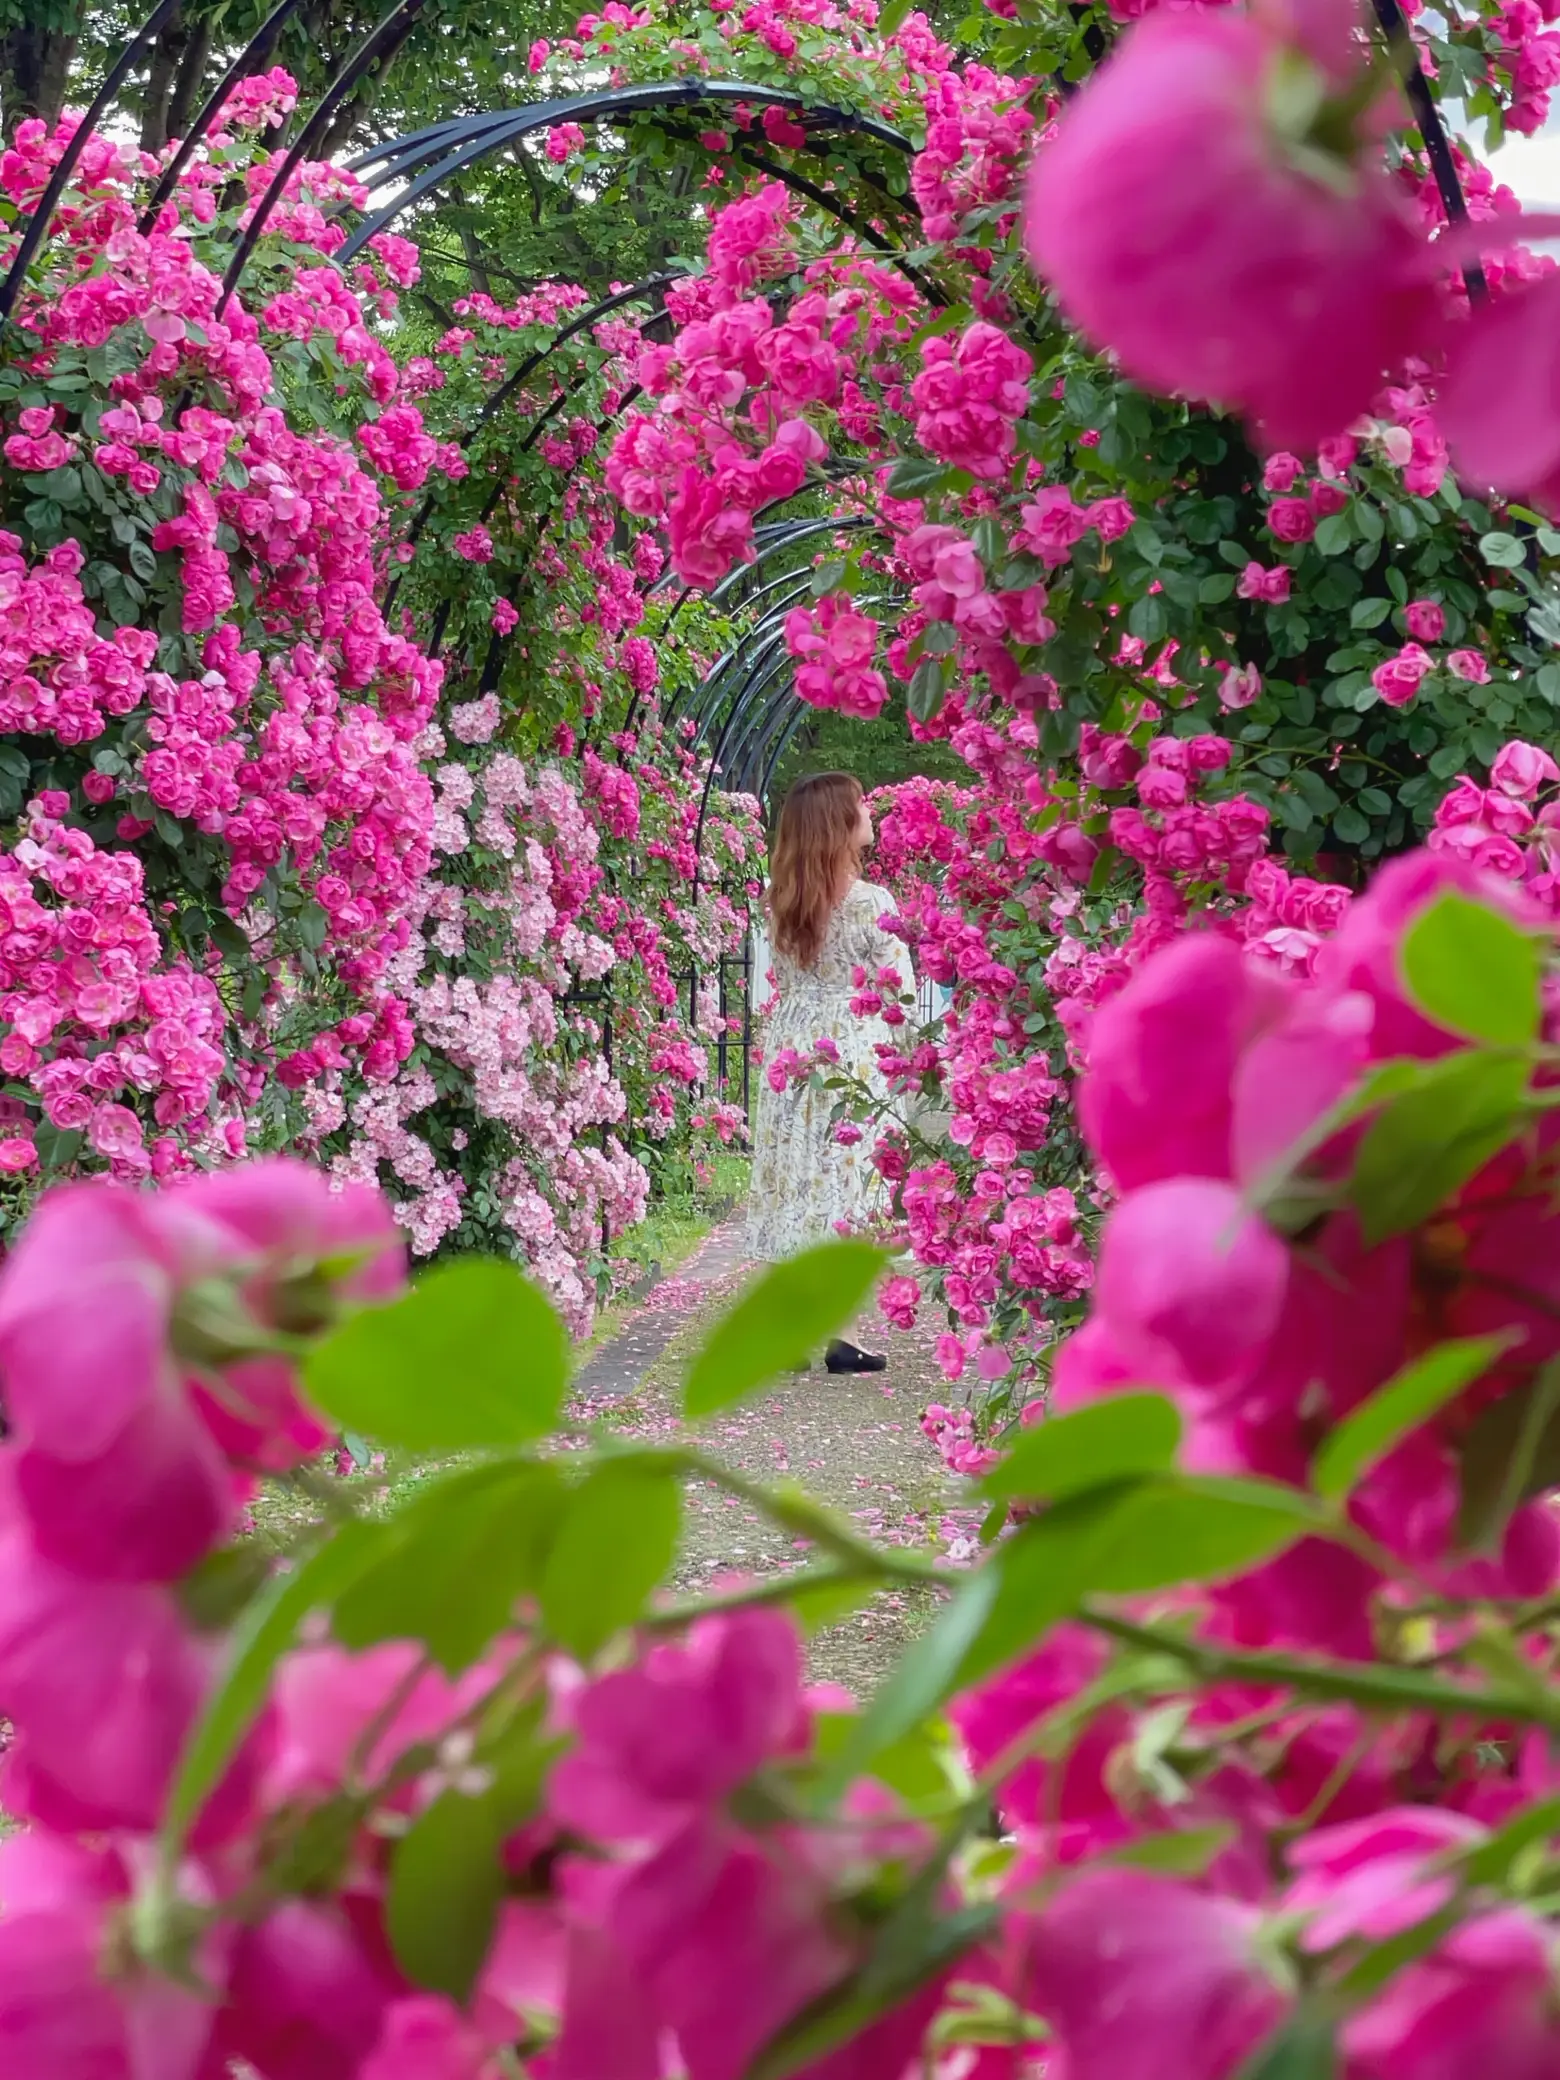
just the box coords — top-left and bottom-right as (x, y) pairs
(570, 1218), (981, 1699)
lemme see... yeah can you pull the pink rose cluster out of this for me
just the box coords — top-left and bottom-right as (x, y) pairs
(919, 855), (1560, 2080)
(0, 104), (445, 1174)
(783, 594), (888, 718)
(604, 184), (927, 589)
(0, 796), (227, 1179)
(909, 320), (1033, 481)
(1429, 738), (1560, 889)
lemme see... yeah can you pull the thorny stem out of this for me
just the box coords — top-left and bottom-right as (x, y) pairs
(1081, 1605), (1560, 1732)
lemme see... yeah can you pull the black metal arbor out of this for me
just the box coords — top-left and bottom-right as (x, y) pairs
(0, 11), (947, 1133)
(3, 0), (1480, 838)
(4, 0), (1486, 1104)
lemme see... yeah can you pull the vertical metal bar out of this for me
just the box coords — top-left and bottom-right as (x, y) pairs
(741, 920), (754, 1125)
(716, 953), (730, 1097)
(1369, 0), (1484, 298)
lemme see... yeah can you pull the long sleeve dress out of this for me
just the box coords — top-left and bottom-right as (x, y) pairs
(745, 878), (914, 1263)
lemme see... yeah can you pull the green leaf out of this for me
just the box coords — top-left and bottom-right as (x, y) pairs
(1313, 513), (1352, 557)
(970, 516), (1005, 566)
(811, 1712), (957, 1810)
(1312, 1335), (1514, 1500)
(816, 1567), (999, 1798)
(810, 558), (847, 597)
(177, 1545), (275, 1631)
(1090, 1823), (1236, 1876)
(885, 457), (954, 499)
(388, 1794), (506, 2001)
(161, 1521), (387, 1857)
(540, 1460), (682, 1658)
(745, 1905), (997, 2080)
(32, 1122), (83, 1173)
(334, 1462), (567, 1673)
(1235, 2013), (1336, 2080)
(984, 1393), (1181, 1503)
(684, 1240), (886, 1417)
(907, 656), (946, 723)
(303, 1257), (569, 1450)
(1350, 597), (1393, 630)
(957, 1475), (1316, 1690)
(1458, 1793), (1560, 1885)
(1349, 1051), (1529, 1246)
(1479, 530), (1528, 569)
(41, 463), (83, 506)
(386, 1715), (556, 2001)
(1455, 1356), (1560, 1550)
(1081, 1474), (1318, 1597)
(1400, 891), (1541, 1048)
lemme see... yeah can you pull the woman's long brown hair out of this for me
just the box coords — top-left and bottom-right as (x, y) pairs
(767, 772), (863, 968)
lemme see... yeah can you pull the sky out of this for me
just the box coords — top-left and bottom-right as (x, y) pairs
(1486, 108), (1560, 208)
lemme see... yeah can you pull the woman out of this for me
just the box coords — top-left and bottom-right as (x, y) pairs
(746, 771), (914, 1373)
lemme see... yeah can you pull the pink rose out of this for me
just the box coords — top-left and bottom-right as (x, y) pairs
(1448, 648), (1491, 683)
(1370, 642), (1434, 708)
(1024, 5), (1440, 452)
(1492, 740), (1560, 798)
(1220, 662), (1263, 710)
(1237, 562), (1291, 602)
(1087, 495), (1135, 541)
(1266, 498), (1316, 543)
(1404, 597), (1446, 643)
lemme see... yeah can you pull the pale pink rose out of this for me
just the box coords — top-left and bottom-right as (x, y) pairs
(1370, 642), (1434, 708)
(1448, 648), (1491, 683)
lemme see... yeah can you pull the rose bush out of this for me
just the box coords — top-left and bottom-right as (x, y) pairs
(0, 93), (761, 1328)
(580, 0), (1560, 1396)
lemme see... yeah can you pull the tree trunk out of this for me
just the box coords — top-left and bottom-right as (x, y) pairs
(140, 5), (185, 154)
(2, 15), (81, 137)
(316, 11), (423, 161)
(165, 17), (212, 143)
(450, 185), (491, 298)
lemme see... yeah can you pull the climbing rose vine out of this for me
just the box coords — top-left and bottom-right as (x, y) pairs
(0, 95), (760, 1328)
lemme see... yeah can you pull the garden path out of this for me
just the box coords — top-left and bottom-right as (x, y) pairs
(569, 1219), (980, 1698)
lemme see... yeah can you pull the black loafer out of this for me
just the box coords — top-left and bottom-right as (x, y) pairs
(825, 1339), (887, 1374)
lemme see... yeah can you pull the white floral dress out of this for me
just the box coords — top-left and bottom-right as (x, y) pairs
(746, 879), (914, 1262)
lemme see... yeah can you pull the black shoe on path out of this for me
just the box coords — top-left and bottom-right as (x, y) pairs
(825, 1339), (887, 1374)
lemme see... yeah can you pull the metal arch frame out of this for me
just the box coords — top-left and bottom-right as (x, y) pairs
(216, 0), (434, 316)
(14, 0), (1490, 906)
(137, 0), (311, 233)
(382, 271), (685, 616)
(336, 80), (914, 271)
(10, 0), (1483, 365)
(756, 695), (813, 801)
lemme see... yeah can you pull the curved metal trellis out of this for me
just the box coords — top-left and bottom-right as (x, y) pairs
(8, 0), (1493, 890)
